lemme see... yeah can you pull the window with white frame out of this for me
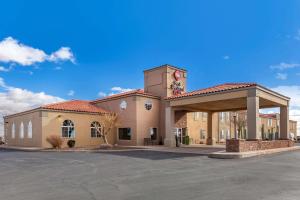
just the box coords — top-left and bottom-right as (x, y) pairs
(220, 129), (225, 140)
(91, 121), (102, 138)
(27, 121), (32, 138)
(19, 122), (24, 139)
(61, 120), (75, 138)
(11, 123), (15, 139)
(194, 112), (200, 121)
(220, 112), (225, 122)
(200, 129), (206, 139)
(226, 129), (230, 139)
(268, 119), (272, 126)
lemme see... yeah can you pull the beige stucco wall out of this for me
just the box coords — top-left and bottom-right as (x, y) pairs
(94, 96), (138, 146)
(41, 111), (115, 148)
(136, 96), (160, 145)
(144, 65), (187, 142)
(4, 110), (42, 147)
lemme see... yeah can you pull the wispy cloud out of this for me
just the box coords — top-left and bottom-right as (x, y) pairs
(67, 90), (75, 96)
(275, 73), (287, 80)
(294, 29), (300, 41)
(223, 55), (230, 60)
(271, 85), (300, 135)
(0, 66), (12, 72)
(98, 86), (135, 97)
(0, 37), (75, 67)
(270, 62), (300, 70)
(0, 77), (64, 136)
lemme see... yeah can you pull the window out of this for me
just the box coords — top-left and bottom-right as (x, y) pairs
(61, 120), (75, 138)
(200, 129), (206, 139)
(268, 119), (272, 126)
(220, 129), (225, 140)
(91, 121), (101, 138)
(150, 128), (157, 140)
(202, 112), (207, 121)
(11, 123), (15, 139)
(226, 112), (230, 121)
(118, 128), (131, 140)
(19, 122), (24, 139)
(226, 129), (230, 139)
(220, 112), (225, 122)
(27, 121), (32, 138)
(194, 112), (200, 121)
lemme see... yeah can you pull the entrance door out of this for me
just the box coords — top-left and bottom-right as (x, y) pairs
(175, 128), (187, 144)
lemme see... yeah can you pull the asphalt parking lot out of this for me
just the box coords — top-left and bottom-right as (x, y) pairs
(1, 149), (300, 200)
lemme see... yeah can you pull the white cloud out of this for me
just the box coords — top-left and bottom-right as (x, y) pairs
(48, 47), (75, 63)
(270, 62), (300, 70)
(294, 29), (300, 41)
(0, 77), (64, 136)
(275, 73), (287, 80)
(98, 92), (107, 97)
(0, 36), (75, 67)
(223, 55), (230, 60)
(67, 90), (75, 96)
(98, 87), (134, 98)
(271, 85), (300, 135)
(0, 66), (12, 72)
(111, 87), (134, 93)
(54, 66), (62, 70)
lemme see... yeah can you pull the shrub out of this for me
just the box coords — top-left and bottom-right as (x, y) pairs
(46, 135), (63, 149)
(67, 140), (76, 148)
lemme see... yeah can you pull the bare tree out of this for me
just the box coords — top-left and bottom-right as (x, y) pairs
(96, 113), (120, 145)
(231, 111), (247, 139)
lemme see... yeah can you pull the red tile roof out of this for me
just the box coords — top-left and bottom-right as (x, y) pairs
(41, 100), (108, 114)
(166, 83), (257, 100)
(91, 89), (160, 103)
(259, 113), (277, 118)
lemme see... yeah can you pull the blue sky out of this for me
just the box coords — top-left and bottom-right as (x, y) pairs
(0, 0), (300, 134)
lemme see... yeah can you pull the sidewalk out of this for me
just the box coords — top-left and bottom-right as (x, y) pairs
(208, 146), (300, 159)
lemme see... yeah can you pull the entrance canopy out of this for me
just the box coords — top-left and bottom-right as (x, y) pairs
(164, 83), (290, 146)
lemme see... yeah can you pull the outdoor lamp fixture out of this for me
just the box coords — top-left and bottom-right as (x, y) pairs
(232, 112), (238, 139)
(57, 115), (63, 122)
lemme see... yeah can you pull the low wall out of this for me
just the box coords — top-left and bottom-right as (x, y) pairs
(226, 139), (294, 152)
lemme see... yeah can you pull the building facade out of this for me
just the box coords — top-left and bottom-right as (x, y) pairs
(3, 65), (296, 148)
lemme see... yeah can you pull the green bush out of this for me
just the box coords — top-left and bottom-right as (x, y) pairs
(67, 140), (76, 148)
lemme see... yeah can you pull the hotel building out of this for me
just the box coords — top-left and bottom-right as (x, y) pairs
(3, 64), (297, 148)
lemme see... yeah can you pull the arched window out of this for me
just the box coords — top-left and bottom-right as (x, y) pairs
(91, 121), (102, 138)
(11, 123), (15, 139)
(19, 122), (24, 139)
(27, 121), (32, 138)
(61, 120), (75, 138)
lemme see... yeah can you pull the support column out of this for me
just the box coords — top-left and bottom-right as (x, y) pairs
(164, 106), (176, 147)
(247, 96), (260, 139)
(280, 105), (289, 139)
(207, 112), (218, 145)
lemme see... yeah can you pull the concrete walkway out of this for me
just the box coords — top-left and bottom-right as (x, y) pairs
(1, 144), (299, 159)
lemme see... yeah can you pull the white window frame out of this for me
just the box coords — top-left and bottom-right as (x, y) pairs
(27, 121), (33, 139)
(11, 123), (15, 139)
(19, 122), (24, 139)
(90, 121), (102, 138)
(61, 120), (75, 138)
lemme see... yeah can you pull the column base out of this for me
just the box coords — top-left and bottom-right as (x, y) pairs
(164, 138), (176, 147)
(206, 137), (216, 145)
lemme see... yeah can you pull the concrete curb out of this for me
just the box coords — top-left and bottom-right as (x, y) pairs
(208, 146), (300, 159)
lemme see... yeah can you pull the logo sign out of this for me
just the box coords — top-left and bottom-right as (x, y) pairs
(120, 100), (127, 110)
(174, 70), (181, 81)
(170, 80), (184, 95)
(145, 100), (153, 111)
